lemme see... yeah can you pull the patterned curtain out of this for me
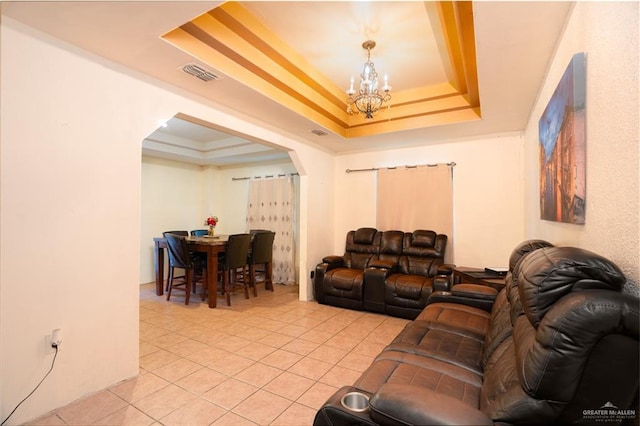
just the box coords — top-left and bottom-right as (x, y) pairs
(246, 176), (296, 285)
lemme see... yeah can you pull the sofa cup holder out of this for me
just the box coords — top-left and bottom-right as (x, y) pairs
(341, 391), (369, 412)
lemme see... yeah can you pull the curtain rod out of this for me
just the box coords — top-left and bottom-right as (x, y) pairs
(346, 162), (456, 173)
(232, 172), (299, 181)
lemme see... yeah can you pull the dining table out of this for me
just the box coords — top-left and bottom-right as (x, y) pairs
(153, 234), (228, 308)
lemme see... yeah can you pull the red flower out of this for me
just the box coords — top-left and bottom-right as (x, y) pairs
(205, 216), (218, 227)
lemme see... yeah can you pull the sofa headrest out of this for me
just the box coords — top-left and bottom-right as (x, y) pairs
(508, 239), (554, 272)
(516, 246), (626, 327)
(353, 227), (377, 245)
(411, 230), (437, 247)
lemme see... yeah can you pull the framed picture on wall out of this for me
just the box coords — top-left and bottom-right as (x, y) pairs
(538, 52), (586, 224)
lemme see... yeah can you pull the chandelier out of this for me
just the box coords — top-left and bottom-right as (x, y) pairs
(346, 40), (391, 119)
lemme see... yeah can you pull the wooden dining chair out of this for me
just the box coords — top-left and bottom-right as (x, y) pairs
(163, 232), (207, 305)
(219, 233), (251, 306)
(245, 230), (276, 295)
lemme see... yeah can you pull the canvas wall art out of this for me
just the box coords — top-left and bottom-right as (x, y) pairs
(538, 52), (586, 224)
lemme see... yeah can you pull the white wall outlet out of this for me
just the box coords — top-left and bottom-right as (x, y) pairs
(46, 328), (63, 353)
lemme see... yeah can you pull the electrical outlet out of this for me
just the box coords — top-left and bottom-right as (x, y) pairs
(45, 329), (63, 353)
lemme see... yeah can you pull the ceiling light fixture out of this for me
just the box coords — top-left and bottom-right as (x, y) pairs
(346, 40), (391, 119)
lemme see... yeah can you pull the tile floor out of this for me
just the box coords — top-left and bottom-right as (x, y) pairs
(31, 283), (409, 425)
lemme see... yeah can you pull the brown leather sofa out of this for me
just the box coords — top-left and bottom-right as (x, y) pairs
(313, 228), (449, 319)
(314, 240), (640, 425)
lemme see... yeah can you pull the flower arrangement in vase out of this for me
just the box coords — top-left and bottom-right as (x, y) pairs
(205, 216), (218, 236)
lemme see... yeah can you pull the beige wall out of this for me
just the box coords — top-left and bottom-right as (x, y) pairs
(0, 17), (333, 423)
(332, 133), (525, 267)
(523, 1), (639, 295)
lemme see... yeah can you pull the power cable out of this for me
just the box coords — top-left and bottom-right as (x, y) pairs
(1, 345), (59, 426)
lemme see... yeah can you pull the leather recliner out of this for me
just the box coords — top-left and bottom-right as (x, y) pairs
(314, 242), (639, 425)
(313, 227), (381, 310)
(366, 230), (448, 319)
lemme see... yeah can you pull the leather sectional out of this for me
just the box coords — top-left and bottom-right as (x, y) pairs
(313, 228), (449, 319)
(313, 240), (640, 425)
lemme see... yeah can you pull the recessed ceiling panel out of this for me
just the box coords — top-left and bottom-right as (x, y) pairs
(161, 1), (481, 138)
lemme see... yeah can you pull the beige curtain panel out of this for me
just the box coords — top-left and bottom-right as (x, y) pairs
(376, 164), (454, 263)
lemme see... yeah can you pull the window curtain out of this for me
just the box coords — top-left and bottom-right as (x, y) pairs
(246, 176), (296, 285)
(376, 164), (454, 263)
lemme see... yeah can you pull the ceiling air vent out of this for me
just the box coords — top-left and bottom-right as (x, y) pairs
(180, 63), (219, 82)
(310, 129), (329, 136)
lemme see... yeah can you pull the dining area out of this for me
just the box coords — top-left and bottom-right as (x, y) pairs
(153, 229), (276, 308)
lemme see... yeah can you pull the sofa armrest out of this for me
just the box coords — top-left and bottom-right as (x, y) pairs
(362, 263), (398, 314)
(433, 274), (452, 292)
(313, 256), (345, 304)
(426, 289), (496, 312)
(368, 259), (396, 269)
(437, 263), (456, 275)
(452, 283), (498, 300)
(369, 383), (493, 426)
(322, 255), (344, 266)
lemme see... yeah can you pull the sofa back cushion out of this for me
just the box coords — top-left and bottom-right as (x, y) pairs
(378, 230), (404, 263)
(344, 228), (381, 269)
(397, 230), (447, 276)
(480, 247), (638, 424)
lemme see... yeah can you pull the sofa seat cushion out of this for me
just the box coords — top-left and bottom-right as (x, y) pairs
(417, 302), (491, 336)
(323, 269), (364, 300)
(384, 273), (433, 305)
(354, 350), (482, 408)
(384, 320), (485, 374)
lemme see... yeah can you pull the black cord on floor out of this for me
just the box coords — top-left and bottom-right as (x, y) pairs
(1, 345), (59, 426)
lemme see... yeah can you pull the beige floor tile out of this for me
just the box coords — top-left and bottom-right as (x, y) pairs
(109, 373), (169, 403)
(232, 389), (292, 425)
(260, 350), (303, 370)
(56, 390), (128, 425)
(214, 335), (252, 352)
(306, 345), (348, 365)
(159, 397), (226, 426)
(318, 365), (363, 388)
(139, 349), (181, 371)
(324, 334), (360, 352)
(254, 318), (288, 332)
(234, 363), (283, 387)
(237, 341), (277, 361)
(208, 352), (255, 376)
(164, 338), (210, 357)
(30, 413), (66, 425)
(271, 402), (318, 426)
(211, 411), (258, 426)
(263, 371), (315, 401)
(287, 357), (333, 381)
(337, 352), (375, 373)
(174, 324), (208, 339)
(280, 339), (320, 356)
(257, 332), (295, 348)
(151, 332), (190, 349)
(94, 405), (155, 425)
(153, 358), (203, 382)
(202, 378), (258, 410)
(139, 341), (161, 357)
(351, 340), (387, 357)
(238, 327), (272, 341)
(312, 320), (346, 334)
(139, 323), (171, 341)
(296, 382), (339, 410)
(175, 367), (228, 395)
(133, 384), (196, 420)
(185, 347), (232, 366)
(277, 324), (309, 337)
(293, 316), (323, 328)
(298, 329), (335, 344)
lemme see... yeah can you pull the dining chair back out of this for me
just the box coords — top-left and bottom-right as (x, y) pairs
(165, 230), (189, 236)
(220, 233), (252, 306)
(163, 232), (206, 305)
(162, 230), (189, 291)
(191, 229), (208, 237)
(247, 231), (276, 294)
